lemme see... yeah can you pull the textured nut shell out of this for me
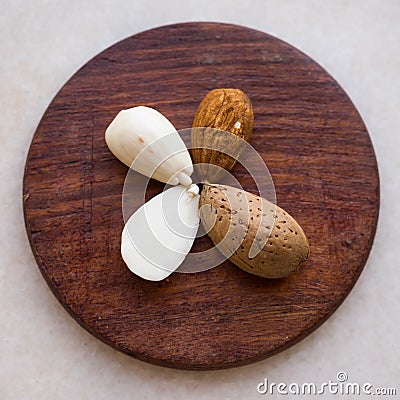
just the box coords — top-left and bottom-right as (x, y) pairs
(200, 184), (310, 278)
(192, 88), (253, 182)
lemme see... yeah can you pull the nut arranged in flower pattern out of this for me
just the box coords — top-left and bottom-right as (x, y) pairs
(192, 88), (253, 182)
(199, 184), (310, 278)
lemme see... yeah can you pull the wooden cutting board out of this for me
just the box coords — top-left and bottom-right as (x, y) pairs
(23, 22), (379, 370)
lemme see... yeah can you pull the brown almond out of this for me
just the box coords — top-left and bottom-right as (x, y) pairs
(199, 184), (309, 278)
(192, 88), (253, 182)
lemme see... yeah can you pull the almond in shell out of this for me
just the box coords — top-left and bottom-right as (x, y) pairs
(199, 184), (309, 278)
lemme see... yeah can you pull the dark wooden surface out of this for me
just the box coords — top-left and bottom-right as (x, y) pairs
(23, 22), (379, 370)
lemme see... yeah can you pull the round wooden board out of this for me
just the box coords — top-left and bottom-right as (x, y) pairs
(23, 22), (379, 370)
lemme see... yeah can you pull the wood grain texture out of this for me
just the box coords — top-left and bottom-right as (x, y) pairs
(23, 22), (379, 370)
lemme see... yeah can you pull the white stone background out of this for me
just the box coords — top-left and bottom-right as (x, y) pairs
(1, 1), (399, 399)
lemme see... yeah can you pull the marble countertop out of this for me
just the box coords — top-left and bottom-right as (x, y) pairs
(1, 1), (399, 399)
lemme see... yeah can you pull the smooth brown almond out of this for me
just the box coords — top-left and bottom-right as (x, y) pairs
(199, 184), (310, 278)
(192, 88), (253, 182)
